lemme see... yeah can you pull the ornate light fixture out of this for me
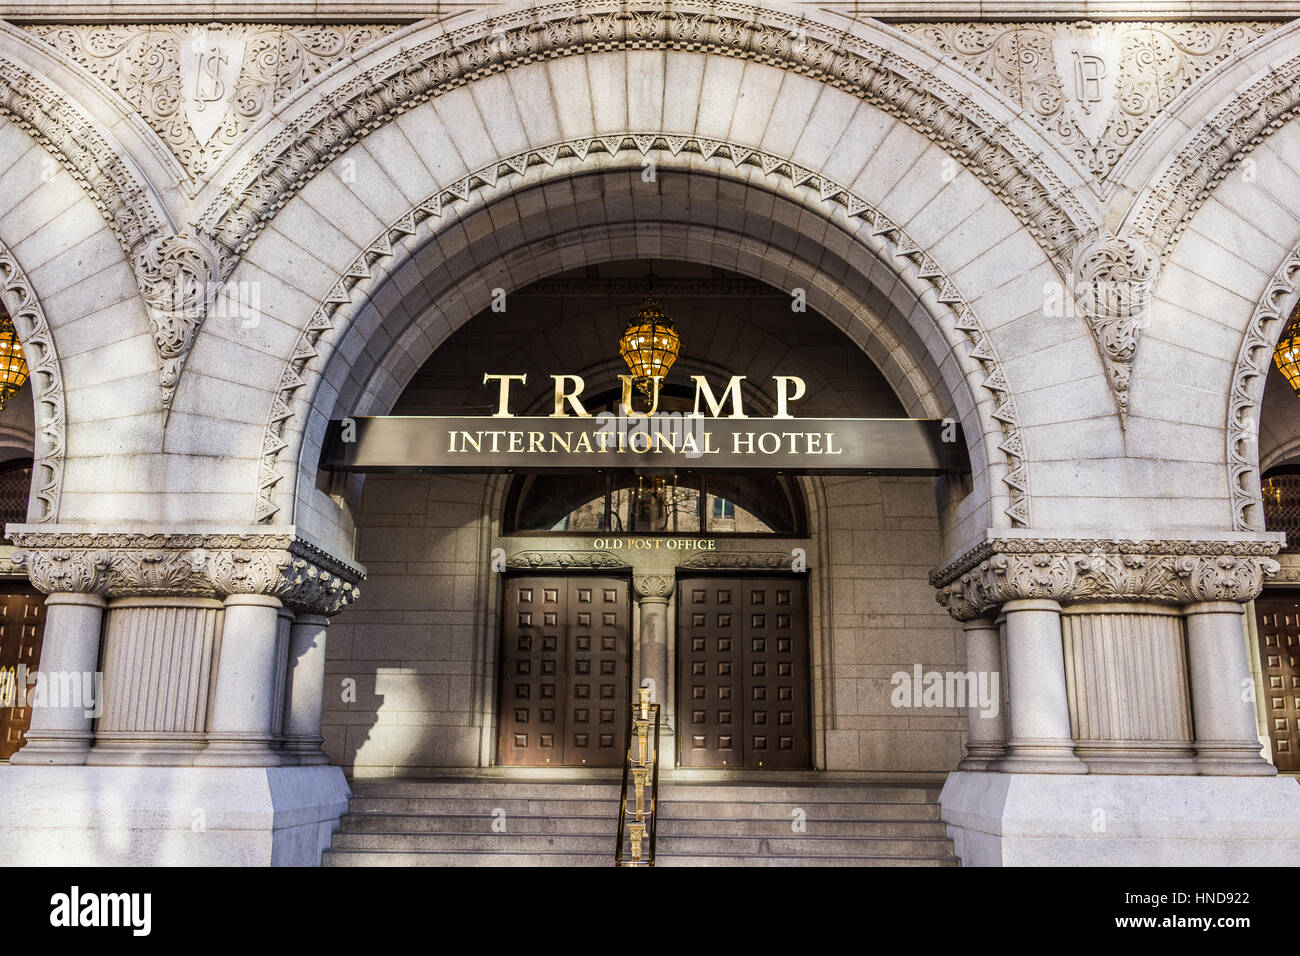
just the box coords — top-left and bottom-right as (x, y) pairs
(0, 309), (29, 412)
(1274, 299), (1300, 397)
(619, 294), (680, 396)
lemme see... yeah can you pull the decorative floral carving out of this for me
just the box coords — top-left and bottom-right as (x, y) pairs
(256, 134), (1031, 531)
(676, 551), (804, 571)
(195, 1), (1093, 272)
(133, 233), (227, 407)
(0, 243), (66, 522)
(1072, 233), (1161, 420)
(1127, 53), (1300, 260)
(8, 529), (363, 616)
(632, 574), (674, 600)
(506, 550), (630, 570)
(25, 23), (399, 183)
(931, 535), (1282, 620)
(900, 21), (1275, 186)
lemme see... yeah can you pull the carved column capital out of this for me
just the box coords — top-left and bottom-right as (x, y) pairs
(633, 574), (675, 603)
(7, 526), (364, 617)
(931, 532), (1283, 621)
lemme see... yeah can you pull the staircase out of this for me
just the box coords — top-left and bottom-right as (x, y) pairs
(654, 781), (958, 866)
(322, 777), (958, 866)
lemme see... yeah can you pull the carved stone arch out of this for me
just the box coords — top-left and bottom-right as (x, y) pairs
(249, 136), (1034, 559)
(0, 27), (232, 412)
(194, 0), (1095, 276)
(0, 241), (66, 523)
(1227, 248), (1300, 532)
(1119, 18), (1300, 262)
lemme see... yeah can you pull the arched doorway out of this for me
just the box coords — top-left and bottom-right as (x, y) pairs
(323, 259), (965, 779)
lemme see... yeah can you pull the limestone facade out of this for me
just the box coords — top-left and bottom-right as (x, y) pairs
(1, 0), (1300, 865)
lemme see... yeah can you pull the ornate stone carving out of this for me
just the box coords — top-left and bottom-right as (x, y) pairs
(1071, 234), (1161, 421)
(899, 20), (1275, 187)
(676, 551), (803, 571)
(931, 535), (1282, 620)
(0, 53), (166, 258)
(133, 232), (227, 408)
(0, 243), (66, 523)
(506, 550), (630, 570)
(256, 134), (1031, 529)
(196, 1), (1093, 271)
(25, 23), (399, 183)
(632, 574), (674, 601)
(7, 529), (363, 616)
(1127, 51), (1300, 261)
(1227, 248), (1300, 531)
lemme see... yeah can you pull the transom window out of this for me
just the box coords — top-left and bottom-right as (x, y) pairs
(505, 472), (806, 536)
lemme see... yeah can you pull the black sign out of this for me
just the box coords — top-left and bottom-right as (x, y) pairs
(320, 415), (969, 475)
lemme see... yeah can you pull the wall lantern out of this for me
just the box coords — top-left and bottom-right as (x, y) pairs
(0, 309), (29, 412)
(1274, 299), (1300, 398)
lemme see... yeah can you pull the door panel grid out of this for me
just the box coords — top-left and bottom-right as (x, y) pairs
(678, 576), (809, 769)
(498, 576), (629, 767)
(1254, 595), (1300, 773)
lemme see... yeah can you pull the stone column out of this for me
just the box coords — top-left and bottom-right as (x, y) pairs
(193, 594), (284, 767)
(282, 613), (331, 765)
(1184, 601), (1275, 775)
(269, 604), (295, 752)
(633, 574), (674, 762)
(994, 599), (1086, 773)
(957, 617), (1005, 770)
(9, 593), (107, 766)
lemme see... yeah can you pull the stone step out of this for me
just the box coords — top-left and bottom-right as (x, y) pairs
(654, 801), (940, 821)
(323, 849), (614, 867)
(341, 813), (617, 835)
(347, 779), (621, 799)
(658, 784), (939, 803)
(656, 854), (959, 867)
(654, 818), (948, 838)
(653, 835), (954, 857)
(331, 831), (615, 853)
(347, 796), (622, 816)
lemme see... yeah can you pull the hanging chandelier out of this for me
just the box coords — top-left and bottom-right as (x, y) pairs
(0, 309), (28, 412)
(619, 294), (681, 396)
(1274, 299), (1300, 397)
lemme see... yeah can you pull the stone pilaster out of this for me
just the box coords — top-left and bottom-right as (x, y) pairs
(87, 596), (224, 766)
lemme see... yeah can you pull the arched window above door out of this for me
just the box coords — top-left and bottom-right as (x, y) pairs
(505, 471), (807, 537)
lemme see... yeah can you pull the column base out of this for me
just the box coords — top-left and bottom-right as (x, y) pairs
(1074, 741), (1198, 775)
(1195, 740), (1278, 776)
(939, 770), (1300, 866)
(0, 765), (350, 865)
(85, 732), (208, 766)
(193, 735), (282, 767)
(9, 731), (92, 766)
(957, 745), (1005, 771)
(990, 739), (1088, 774)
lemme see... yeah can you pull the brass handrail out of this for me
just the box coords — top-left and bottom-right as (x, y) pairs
(615, 686), (661, 866)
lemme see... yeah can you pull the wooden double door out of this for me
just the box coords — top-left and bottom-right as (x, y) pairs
(497, 575), (631, 767)
(1254, 593), (1300, 772)
(0, 583), (47, 761)
(677, 575), (810, 770)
